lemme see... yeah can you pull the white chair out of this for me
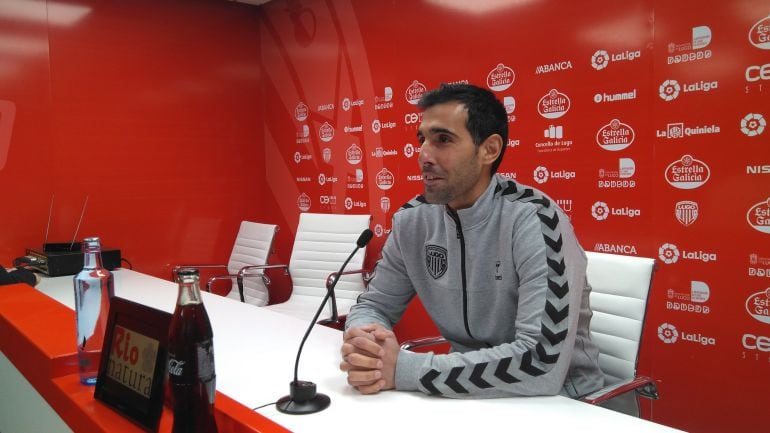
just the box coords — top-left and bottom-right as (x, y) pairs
(172, 221), (278, 306)
(239, 212), (371, 322)
(400, 251), (659, 416)
(581, 251), (659, 415)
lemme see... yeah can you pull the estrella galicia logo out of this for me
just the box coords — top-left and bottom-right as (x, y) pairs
(425, 245), (448, 279)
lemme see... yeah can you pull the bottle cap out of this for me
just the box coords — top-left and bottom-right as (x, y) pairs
(82, 237), (101, 250)
(177, 268), (200, 277)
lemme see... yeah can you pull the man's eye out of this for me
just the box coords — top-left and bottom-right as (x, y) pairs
(417, 135), (425, 144)
(438, 134), (451, 144)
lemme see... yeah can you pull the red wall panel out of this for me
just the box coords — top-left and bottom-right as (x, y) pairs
(259, 1), (770, 432)
(0, 0), (267, 278)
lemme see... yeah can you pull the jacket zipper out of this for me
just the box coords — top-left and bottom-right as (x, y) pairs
(447, 207), (475, 341)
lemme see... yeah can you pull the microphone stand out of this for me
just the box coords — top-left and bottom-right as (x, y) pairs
(275, 231), (370, 415)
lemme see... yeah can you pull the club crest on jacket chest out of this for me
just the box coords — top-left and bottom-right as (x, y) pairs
(425, 245), (448, 279)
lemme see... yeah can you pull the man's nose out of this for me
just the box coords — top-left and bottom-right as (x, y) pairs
(418, 142), (433, 166)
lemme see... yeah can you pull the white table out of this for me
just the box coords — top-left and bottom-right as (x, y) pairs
(30, 269), (683, 433)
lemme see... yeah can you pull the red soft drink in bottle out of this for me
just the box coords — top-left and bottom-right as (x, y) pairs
(167, 268), (218, 433)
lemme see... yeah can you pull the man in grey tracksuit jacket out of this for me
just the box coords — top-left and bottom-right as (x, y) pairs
(346, 174), (604, 398)
(341, 83), (603, 399)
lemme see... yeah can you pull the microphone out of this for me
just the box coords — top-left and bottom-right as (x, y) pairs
(276, 228), (373, 415)
(329, 229), (373, 323)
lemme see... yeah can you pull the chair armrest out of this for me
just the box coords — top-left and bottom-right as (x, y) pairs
(171, 264), (227, 280)
(205, 273), (272, 292)
(400, 336), (447, 351)
(237, 264), (289, 278)
(582, 376), (659, 405)
(325, 269), (372, 289)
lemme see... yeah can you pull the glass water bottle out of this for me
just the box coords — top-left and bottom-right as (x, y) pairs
(73, 236), (114, 385)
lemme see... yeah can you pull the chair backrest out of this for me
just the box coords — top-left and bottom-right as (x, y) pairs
(225, 221), (278, 306)
(284, 212), (371, 318)
(586, 251), (655, 386)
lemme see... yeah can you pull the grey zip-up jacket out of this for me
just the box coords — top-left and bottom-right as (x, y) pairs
(347, 174), (604, 398)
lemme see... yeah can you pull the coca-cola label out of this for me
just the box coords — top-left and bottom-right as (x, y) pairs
(168, 358), (186, 377)
(405, 80), (427, 105)
(665, 154), (711, 189)
(486, 63), (515, 91)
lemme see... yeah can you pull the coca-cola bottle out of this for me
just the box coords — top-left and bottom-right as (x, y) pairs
(167, 268), (218, 433)
(73, 237), (114, 385)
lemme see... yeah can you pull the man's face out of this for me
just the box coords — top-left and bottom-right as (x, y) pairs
(417, 101), (488, 210)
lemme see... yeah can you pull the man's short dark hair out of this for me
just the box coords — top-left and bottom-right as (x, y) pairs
(417, 83), (508, 174)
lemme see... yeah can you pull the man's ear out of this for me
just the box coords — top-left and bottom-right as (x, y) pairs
(480, 134), (503, 166)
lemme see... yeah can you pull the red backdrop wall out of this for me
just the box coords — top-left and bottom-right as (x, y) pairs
(1, 1), (768, 432)
(259, 1), (770, 432)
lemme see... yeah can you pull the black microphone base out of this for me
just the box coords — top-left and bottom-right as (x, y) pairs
(275, 380), (330, 415)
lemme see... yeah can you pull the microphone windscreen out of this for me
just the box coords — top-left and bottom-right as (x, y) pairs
(356, 229), (374, 248)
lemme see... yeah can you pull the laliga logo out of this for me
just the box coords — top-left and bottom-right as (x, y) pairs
(741, 113), (766, 137)
(538, 89), (570, 119)
(591, 50), (610, 70)
(342, 98), (351, 111)
(344, 197), (353, 210)
(659, 243), (680, 264)
(376, 168), (395, 190)
(746, 198), (770, 233)
(405, 80), (427, 105)
(665, 154), (710, 189)
(659, 79), (681, 101)
(596, 119), (635, 151)
(749, 14), (770, 49)
(295, 102), (308, 121)
(297, 193), (311, 212)
(372, 119), (381, 133)
(346, 143), (361, 165)
(745, 288), (770, 324)
(657, 323), (678, 344)
(591, 202), (609, 221)
(319, 122), (334, 142)
(533, 166), (549, 184)
(486, 63), (515, 92)
(404, 142), (415, 158)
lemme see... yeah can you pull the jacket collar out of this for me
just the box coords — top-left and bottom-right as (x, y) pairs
(448, 175), (499, 230)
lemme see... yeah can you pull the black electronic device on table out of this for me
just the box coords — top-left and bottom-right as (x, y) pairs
(24, 243), (122, 277)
